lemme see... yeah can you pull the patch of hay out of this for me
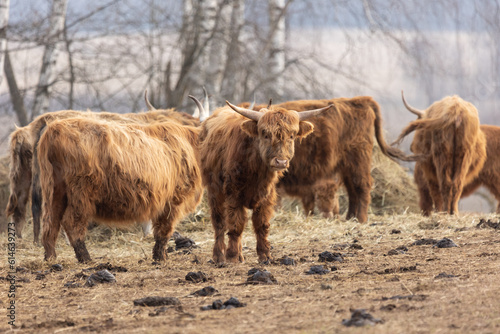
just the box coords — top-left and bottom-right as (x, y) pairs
(367, 144), (420, 215)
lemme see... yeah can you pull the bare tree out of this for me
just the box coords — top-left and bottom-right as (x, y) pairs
(268, 0), (287, 98)
(220, 0), (245, 102)
(4, 51), (28, 126)
(0, 0), (8, 85)
(31, 0), (68, 120)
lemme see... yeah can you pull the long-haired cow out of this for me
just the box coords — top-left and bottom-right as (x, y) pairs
(401, 93), (499, 214)
(6, 97), (200, 243)
(196, 98), (332, 263)
(37, 117), (202, 262)
(393, 94), (487, 215)
(242, 97), (413, 222)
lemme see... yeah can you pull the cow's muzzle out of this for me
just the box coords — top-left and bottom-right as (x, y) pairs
(270, 158), (289, 170)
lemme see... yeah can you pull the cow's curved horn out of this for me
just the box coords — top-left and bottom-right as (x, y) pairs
(188, 95), (206, 120)
(226, 101), (263, 121)
(192, 99), (200, 118)
(267, 98), (273, 108)
(201, 86), (210, 121)
(401, 91), (424, 118)
(144, 90), (156, 111)
(249, 93), (256, 109)
(298, 104), (334, 121)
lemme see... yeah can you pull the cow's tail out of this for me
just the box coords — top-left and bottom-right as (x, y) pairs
(371, 100), (423, 162)
(391, 118), (443, 147)
(37, 123), (55, 244)
(5, 127), (32, 218)
(31, 122), (49, 242)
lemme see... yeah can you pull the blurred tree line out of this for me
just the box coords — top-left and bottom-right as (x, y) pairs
(0, 0), (498, 128)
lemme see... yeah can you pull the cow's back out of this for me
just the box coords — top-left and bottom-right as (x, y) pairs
(279, 97), (377, 185)
(39, 118), (200, 224)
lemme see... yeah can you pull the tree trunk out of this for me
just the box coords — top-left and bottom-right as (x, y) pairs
(31, 0), (68, 120)
(268, 0), (287, 99)
(205, 0), (232, 107)
(221, 0), (245, 102)
(4, 51), (28, 126)
(0, 0), (9, 86)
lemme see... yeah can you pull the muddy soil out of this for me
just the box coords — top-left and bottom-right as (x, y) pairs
(1, 212), (499, 333)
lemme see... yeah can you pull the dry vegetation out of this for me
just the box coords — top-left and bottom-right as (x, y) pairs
(1, 200), (499, 333)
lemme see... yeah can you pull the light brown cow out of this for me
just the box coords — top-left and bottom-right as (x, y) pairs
(197, 98), (332, 264)
(38, 117), (202, 262)
(241, 97), (414, 222)
(6, 105), (198, 243)
(393, 94), (487, 215)
(402, 94), (499, 214)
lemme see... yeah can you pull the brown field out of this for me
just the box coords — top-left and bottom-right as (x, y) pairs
(1, 203), (500, 334)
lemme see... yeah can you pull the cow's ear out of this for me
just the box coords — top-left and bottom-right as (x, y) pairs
(241, 120), (259, 137)
(297, 121), (314, 138)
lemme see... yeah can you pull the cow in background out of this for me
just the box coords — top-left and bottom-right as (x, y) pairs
(37, 117), (202, 262)
(241, 97), (414, 222)
(196, 97), (332, 263)
(401, 93), (499, 214)
(393, 94), (486, 215)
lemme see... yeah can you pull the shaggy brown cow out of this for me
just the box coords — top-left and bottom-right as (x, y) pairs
(6, 106), (198, 243)
(242, 97), (413, 222)
(393, 94), (487, 215)
(37, 117), (202, 262)
(401, 94), (500, 214)
(197, 99), (333, 264)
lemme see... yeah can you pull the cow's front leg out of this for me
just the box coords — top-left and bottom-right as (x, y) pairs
(251, 201), (274, 263)
(225, 203), (247, 263)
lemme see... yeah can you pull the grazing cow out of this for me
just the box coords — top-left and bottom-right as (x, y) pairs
(6, 105), (197, 243)
(401, 94), (500, 214)
(241, 97), (413, 222)
(393, 94), (486, 215)
(197, 98), (333, 263)
(37, 117), (202, 262)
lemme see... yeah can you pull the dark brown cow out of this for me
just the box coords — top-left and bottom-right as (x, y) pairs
(6, 105), (198, 243)
(393, 94), (486, 215)
(402, 95), (499, 214)
(197, 99), (332, 264)
(242, 97), (413, 222)
(38, 117), (202, 262)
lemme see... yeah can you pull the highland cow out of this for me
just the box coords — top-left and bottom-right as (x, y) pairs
(242, 97), (412, 222)
(37, 117), (202, 262)
(197, 98), (333, 263)
(394, 94), (486, 215)
(401, 93), (499, 215)
(6, 103), (199, 243)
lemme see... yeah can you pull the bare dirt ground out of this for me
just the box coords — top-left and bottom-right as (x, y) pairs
(1, 206), (500, 334)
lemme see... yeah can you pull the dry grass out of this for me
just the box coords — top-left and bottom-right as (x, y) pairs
(1, 204), (499, 333)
